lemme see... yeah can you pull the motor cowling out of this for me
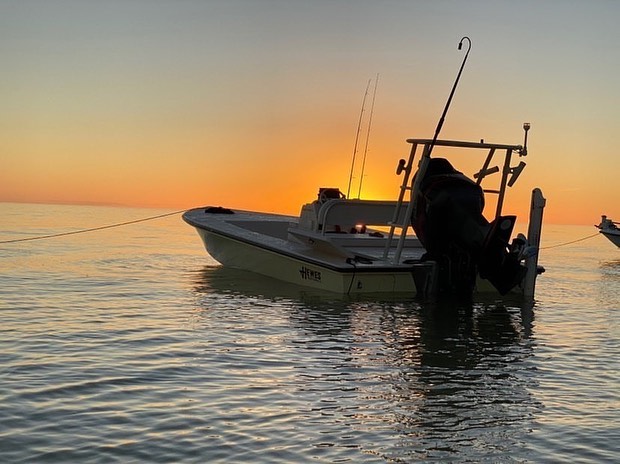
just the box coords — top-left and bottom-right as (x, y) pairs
(411, 158), (525, 295)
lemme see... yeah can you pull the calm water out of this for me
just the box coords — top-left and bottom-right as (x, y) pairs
(0, 203), (618, 463)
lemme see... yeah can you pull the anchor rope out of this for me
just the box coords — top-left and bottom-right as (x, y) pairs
(1, 209), (603, 252)
(0, 209), (187, 245)
(539, 232), (600, 250)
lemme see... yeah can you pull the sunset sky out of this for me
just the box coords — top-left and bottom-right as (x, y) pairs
(1, 0), (618, 225)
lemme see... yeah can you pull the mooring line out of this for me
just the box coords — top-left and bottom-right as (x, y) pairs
(0, 209), (187, 245)
(2, 209), (602, 251)
(539, 232), (599, 250)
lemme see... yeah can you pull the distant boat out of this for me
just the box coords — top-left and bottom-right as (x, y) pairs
(596, 215), (620, 248)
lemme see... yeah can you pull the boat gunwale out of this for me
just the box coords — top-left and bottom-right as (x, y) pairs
(182, 208), (422, 274)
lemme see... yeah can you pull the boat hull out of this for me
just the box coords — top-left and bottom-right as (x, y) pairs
(601, 230), (620, 248)
(193, 226), (417, 294)
(183, 203), (542, 297)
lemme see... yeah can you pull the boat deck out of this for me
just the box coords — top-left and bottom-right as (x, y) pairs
(183, 207), (426, 271)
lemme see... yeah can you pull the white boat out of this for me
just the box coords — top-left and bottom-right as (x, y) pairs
(184, 136), (546, 298)
(596, 215), (620, 248)
(184, 39), (546, 298)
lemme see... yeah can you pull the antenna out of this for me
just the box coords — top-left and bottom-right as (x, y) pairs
(346, 79), (371, 198)
(357, 73), (379, 198)
(521, 122), (530, 156)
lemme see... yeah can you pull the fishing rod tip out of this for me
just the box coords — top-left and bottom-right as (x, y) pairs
(458, 36), (471, 50)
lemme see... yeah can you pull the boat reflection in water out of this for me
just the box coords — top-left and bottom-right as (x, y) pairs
(190, 265), (541, 461)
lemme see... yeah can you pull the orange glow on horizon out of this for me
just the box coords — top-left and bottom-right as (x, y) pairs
(1, 113), (616, 226)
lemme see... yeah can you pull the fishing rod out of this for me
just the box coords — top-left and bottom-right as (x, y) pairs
(357, 73), (379, 199)
(409, 37), (471, 221)
(346, 78), (372, 198)
(426, 36), (471, 159)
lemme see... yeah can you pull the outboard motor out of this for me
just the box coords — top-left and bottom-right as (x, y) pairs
(411, 158), (525, 295)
